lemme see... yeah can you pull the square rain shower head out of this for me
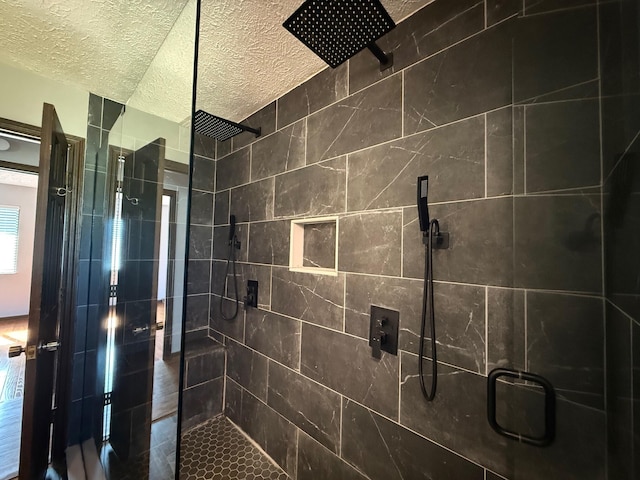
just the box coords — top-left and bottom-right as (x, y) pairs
(194, 110), (261, 142)
(283, 0), (396, 69)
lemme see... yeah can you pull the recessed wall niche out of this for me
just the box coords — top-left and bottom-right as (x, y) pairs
(289, 216), (338, 276)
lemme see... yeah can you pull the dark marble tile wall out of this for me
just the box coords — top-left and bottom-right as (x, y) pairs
(69, 94), (123, 446)
(600, 0), (640, 478)
(181, 336), (225, 431)
(195, 0), (624, 478)
(182, 133), (225, 431)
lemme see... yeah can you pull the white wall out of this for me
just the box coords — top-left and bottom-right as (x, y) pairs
(157, 197), (171, 300)
(0, 61), (89, 138)
(0, 183), (37, 317)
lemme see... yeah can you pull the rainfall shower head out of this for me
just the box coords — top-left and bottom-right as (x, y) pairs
(283, 0), (396, 70)
(194, 110), (261, 142)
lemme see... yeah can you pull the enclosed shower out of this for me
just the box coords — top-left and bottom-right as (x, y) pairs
(175, 0), (639, 479)
(59, 0), (639, 478)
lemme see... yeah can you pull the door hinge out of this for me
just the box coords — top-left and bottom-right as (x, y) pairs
(103, 392), (112, 406)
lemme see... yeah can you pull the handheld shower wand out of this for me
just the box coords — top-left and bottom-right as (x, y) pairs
(219, 214), (240, 320)
(417, 176), (448, 402)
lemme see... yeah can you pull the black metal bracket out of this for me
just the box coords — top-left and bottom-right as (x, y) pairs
(487, 368), (556, 447)
(423, 231), (449, 249)
(367, 42), (394, 71)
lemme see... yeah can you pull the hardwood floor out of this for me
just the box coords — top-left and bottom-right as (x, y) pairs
(152, 303), (179, 422)
(0, 316), (28, 480)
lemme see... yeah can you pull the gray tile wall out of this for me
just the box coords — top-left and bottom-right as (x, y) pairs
(182, 133), (226, 428)
(194, 0), (625, 478)
(69, 94), (124, 446)
(600, 0), (640, 478)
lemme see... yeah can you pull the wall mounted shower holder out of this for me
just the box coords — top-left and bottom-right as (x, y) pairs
(424, 231), (450, 249)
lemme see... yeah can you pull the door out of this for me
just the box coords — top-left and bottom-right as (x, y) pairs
(108, 139), (165, 463)
(18, 104), (70, 479)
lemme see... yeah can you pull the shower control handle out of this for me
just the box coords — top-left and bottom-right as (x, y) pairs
(369, 305), (399, 360)
(371, 318), (387, 359)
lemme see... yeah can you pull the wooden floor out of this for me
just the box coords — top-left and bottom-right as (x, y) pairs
(0, 308), (180, 478)
(0, 316), (28, 480)
(152, 303), (179, 422)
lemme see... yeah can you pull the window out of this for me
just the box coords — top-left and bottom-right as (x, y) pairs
(0, 206), (20, 274)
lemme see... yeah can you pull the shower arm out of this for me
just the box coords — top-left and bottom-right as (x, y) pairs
(226, 119), (261, 138)
(367, 42), (394, 72)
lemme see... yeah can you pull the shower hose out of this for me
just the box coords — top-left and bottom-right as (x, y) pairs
(219, 236), (240, 321)
(419, 219), (439, 402)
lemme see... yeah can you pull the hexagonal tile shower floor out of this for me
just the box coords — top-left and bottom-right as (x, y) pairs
(180, 416), (289, 480)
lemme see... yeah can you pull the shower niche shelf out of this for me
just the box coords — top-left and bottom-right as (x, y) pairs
(289, 216), (338, 276)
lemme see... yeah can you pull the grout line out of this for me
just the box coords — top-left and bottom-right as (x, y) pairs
(271, 176), (276, 221)
(522, 2), (601, 18)
(222, 339), (228, 411)
(345, 154), (349, 214)
(221, 324), (609, 421)
(603, 128), (640, 185)
(523, 105), (527, 194)
(298, 321), (303, 371)
(218, 105), (510, 176)
(304, 117), (308, 166)
(265, 360), (270, 404)
(484, 0), (488, 28)
(485, 287), (489, 376)
(484, 112), (488, 198)
(606, 298), (640, 327)
(515, 77), (600, 106)
(231, 262), (606, 298)
(400, 208), (404, 277)
(346, 58), (350, 96)
(398, 351), (402, 424)
(295, 427), (299, 480)
(339, 395), (344, 457)
(204, 185), (602, 230)
(269, 265), (273, 310)
(230, 361), (491, 472)
(342, 273), (347, 333)
(401, 69), (405, 138)
(524, 289), (528, 370)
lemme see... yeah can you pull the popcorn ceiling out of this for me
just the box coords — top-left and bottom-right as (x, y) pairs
(0, 0), (433, 123)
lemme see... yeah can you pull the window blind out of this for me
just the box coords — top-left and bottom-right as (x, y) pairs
(0, 206), (20, 274)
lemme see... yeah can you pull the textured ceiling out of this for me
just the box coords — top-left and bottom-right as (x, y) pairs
(0, 0), (190, 105)
(196, 0), (434, 123)
(0, 0), (432, 124)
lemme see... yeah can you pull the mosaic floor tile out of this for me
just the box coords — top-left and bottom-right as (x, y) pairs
(180, 415), (289, 480)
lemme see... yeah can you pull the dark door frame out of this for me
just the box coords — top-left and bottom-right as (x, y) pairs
(0, 115), (85, 472)
(161, 159), (187, 360)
